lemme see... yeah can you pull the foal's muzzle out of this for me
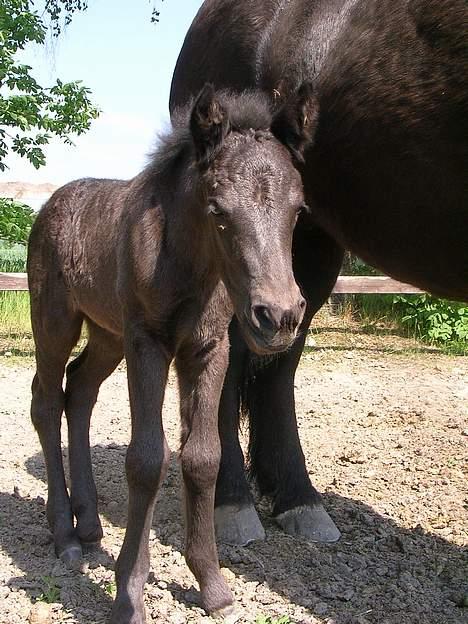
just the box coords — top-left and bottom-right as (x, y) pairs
(245, 294), (306, 354)
(251, 299), (306, 334)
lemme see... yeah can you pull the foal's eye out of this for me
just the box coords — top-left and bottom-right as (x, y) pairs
(295, 203), (310, 218)
(207, 201), (224, 217)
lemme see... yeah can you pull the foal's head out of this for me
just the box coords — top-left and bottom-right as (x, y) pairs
(190, 84), (319, 354)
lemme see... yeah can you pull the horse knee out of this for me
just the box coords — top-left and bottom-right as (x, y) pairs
(31, 377), (65, 432)
(181, 443), (221, 492)
(125, 439), (169, 492)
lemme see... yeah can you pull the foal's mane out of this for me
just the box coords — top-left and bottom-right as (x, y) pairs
(145, 90), (275, 188)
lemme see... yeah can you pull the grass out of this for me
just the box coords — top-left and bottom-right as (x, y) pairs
(0, 291), (465, 359)
(350, 294), (467, 355)
(0, 291), (31, 332)
(0, 291), (33, 357)
(103, 581), (116, 596)
(0, 243), (31, 356)
(37, 576), (61, 604)
(0, 242), (30, 342)
(331, 294), (405, 331)
(0, 242), (465, 358)
(0, 241), (27, 272)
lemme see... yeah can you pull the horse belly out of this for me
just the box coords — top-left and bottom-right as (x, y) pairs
(307, 150), (468, 301)
(66, 253), (124, 336)
(71, 286), (123, 336)
(61, 214), (124, 335)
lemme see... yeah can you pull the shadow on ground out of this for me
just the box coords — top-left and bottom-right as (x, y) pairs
(0, 445), (465, 624)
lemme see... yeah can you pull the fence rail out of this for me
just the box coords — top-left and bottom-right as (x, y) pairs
(0, 273), (28, 291)
(331, 276), (423, 294)
(0, 272), (424, 294)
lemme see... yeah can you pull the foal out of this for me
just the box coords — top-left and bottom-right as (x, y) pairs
(27, 84), (318, 622)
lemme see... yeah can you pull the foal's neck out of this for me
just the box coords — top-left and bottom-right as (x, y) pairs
(163, 183), (221, 287)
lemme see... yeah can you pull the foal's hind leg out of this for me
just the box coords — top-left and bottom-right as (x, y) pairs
(31, 305), (84, 564)
(65, 321), (123, 549)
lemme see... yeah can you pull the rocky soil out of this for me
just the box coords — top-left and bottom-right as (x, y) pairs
(0, 316), (466, 624)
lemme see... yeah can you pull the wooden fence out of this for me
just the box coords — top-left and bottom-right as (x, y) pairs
(0, 272), (424, 294)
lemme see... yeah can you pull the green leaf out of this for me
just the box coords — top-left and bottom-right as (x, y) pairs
(0, 0), (97, 170)
(0, 198), (36, 244)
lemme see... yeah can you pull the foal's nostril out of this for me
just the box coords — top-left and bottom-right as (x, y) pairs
(283, 297), (306, 333)
(251, 299), (305, 338)
(285, 310), (300, 333)
(252, 304), (278, 333)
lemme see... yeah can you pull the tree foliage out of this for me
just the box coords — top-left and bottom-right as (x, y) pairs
(0, 0), (99, 170)
(0, 197), (35, 244)
(44, 1), (89, 35)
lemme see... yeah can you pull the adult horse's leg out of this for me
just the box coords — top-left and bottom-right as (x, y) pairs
(176, 337), (233, 614)
(214, 322), (266, 545)
(111, 325), (170, 624)
(65, 321), (123, 549)
(248, 223), (343, 541)
(30, 283), (84, 564)
(215, 222), (343, 544)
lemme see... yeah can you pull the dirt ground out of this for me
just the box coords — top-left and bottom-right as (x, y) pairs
(0, 314), (467, 624)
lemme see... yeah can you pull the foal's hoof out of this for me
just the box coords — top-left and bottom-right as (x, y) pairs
(215, 504), (266, 546)
(275, 503), (341, 543)
(212, 603), (242, 623)
(109, 598), (145, 624)
(59, 544), (83, 569)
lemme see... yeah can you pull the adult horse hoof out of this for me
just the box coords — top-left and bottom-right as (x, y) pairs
(59, 544), (83, 568)
(275, 504), (341, 543)
(215, 504), (266, 546)
(81, 540), (102, 554)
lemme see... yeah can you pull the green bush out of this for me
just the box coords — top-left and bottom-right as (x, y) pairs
(342, 253), (381, 276)
(0, 198), (36, 245)
(394, 294), (468, 343)
(342, 255), (467, 352)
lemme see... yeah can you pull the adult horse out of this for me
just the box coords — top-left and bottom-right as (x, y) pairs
(170, 0), (468, 546)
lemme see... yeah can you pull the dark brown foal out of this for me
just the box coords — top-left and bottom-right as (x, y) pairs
(27, 84), (318, 623)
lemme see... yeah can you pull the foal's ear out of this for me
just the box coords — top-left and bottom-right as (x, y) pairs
(271, 82), (319, 163)
(190, 84), (230, 170)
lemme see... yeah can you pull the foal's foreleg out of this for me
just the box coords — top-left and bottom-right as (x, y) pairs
(176, 337), (233, 614)
(111, 327), (170, 624)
